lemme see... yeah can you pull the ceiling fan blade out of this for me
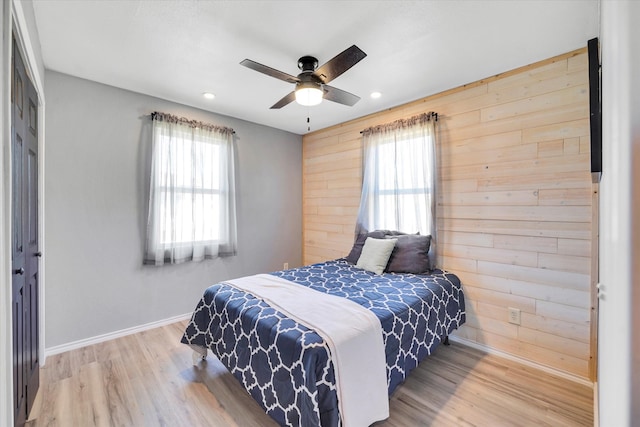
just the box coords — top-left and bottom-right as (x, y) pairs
(270, 91), (297, 109)
(315, 45), (367, 84)
(240, 59), (299, 84)
(323, 85), (361, 107)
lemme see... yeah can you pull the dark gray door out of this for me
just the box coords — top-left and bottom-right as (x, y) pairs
(11, 34), (39, 427)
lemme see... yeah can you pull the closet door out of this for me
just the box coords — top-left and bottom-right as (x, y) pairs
(11, 35), (39, 427)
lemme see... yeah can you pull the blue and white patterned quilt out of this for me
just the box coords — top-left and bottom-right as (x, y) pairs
(181, 259), (465, 426)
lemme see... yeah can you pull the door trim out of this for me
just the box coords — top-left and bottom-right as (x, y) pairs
(1, 2), (14, 427)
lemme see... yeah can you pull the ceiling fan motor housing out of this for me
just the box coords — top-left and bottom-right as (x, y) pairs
(298, 56), (319, 73)
(296, 72), (323, 90)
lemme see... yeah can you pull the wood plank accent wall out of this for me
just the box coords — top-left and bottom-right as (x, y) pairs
(302, 48), (594, 380)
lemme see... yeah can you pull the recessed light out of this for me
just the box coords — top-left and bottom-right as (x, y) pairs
(203, 92), (215, 100)
(370, 91), (382, 99)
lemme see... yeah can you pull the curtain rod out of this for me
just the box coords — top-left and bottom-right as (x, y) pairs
(150, 111), (236, 134)
(359, 112), (438, 134)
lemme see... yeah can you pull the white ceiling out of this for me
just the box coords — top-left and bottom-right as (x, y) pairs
(32, 0), (599, 135)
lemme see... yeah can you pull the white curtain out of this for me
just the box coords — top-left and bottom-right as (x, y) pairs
(144, 112), (237, 265)
(355, 112), (438, 266)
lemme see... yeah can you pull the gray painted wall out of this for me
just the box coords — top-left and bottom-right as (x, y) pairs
(44, 71), (302, 348)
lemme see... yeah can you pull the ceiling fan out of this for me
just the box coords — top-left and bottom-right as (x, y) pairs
(240, 45), (367, 109)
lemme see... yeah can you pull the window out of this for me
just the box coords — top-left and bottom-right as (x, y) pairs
(369, 135), (433, 233)
(145, 112), (237, 265)
(355, 113), (438, 262)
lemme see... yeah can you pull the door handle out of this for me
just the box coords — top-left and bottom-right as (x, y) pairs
(14, 267), (25, 275)
(34, 252), (42, 257)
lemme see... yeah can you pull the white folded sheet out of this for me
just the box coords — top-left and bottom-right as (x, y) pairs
(226, 273), (389, 427)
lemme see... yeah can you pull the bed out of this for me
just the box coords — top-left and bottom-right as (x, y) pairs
(181, 234), (465, 427)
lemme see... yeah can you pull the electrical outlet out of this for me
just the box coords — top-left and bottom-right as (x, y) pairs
(508, 307), (521, 325)
(283, 262), (289, 270)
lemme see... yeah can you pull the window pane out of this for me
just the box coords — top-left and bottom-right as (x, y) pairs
(377, 142), (395, 191)
(175, 139), (192, 188)
(202, 193), (220, 241)
(159, 191), (220, 245)
(199, 142), (220, 190)
(397, 194), (428, 233)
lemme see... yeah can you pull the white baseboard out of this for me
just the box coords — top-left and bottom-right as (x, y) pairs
(449, 335), (594, 388)
(44, 312), (193, 362)
(43, 314), (594, 389)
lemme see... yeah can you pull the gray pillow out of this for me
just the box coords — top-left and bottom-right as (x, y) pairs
(385, 234), (431, 274)
(356, 237), (398, 275)
(345, 230), (386, 264)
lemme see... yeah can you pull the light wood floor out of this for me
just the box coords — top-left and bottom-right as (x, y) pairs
(27, 320), (593, 426)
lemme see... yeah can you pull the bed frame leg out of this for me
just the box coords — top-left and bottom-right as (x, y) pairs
(191, 346), (208, 365)
(443, 336), (450, 346)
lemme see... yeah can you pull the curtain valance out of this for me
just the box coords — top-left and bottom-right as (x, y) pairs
(151, 111), (235, 135)
(361, 112), (437, 136)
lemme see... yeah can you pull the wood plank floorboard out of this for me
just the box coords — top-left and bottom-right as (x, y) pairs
(27, 320), (593, 426)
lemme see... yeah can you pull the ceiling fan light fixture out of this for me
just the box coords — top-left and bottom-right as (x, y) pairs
(295, 83), (323, 106)
(241, 45), (366, 109)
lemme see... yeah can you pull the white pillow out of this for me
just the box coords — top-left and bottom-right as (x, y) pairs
(356, 237), (397, 275)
